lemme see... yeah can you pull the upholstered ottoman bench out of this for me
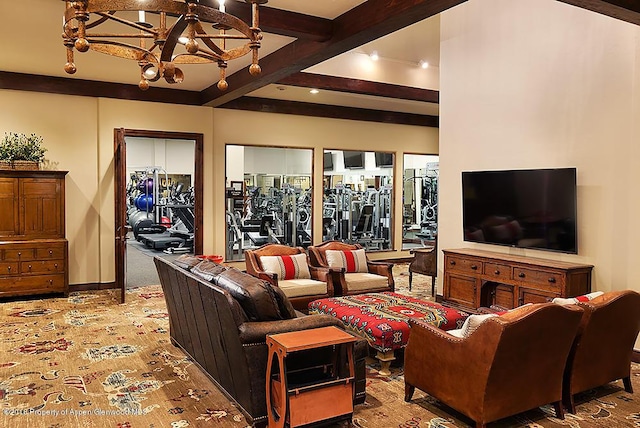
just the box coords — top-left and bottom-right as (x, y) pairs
(308, 292), (468, 375)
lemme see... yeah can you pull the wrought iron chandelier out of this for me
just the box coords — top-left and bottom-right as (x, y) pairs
(62, 0), (267, 91)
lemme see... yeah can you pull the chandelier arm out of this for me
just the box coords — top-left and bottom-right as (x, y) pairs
(193, 22), (225, 56)
(84, 11), (115, 30)
(160, 15), (188, 63)
(194, 5), (256, 41)
(88, 40), (158, 63)
(94, 12), (158, 35)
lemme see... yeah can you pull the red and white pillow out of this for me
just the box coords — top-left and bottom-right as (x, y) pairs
(552, 291), (604, 305)
(325, 249), (368, 273)
(260, 254), (311, 280)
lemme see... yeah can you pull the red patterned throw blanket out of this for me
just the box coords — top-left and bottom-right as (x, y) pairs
(308, 292), (468, 352)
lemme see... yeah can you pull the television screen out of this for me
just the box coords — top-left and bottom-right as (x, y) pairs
(343, 151), (365, 169)
(323, 152), (334, 171)
(375, 152), (394, 168)
(462, 168), (577, 253)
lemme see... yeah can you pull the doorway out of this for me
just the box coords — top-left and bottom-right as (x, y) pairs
(114, 129), (203, 302)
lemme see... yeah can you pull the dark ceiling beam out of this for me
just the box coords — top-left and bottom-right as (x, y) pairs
(0, 71), (201, 106)
(278, 72), (439, 104)
(556, 0), (640, 25)
(200, 0), (332, 41)
(201, 0), (467, 106)
(219, 96), (439, 127)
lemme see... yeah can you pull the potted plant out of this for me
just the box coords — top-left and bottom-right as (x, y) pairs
(0, 132), (47, 170)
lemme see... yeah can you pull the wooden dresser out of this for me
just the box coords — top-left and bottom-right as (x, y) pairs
(443, 248), (593, 311)
(0, 170), (68, 298)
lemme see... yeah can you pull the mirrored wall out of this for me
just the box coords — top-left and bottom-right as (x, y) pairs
(225, 145), (313, 261)
(322, 150), (394, 250)
(402, 154), (439, 249)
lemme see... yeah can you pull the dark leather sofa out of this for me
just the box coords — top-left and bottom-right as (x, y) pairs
(154, 256), (367, 427)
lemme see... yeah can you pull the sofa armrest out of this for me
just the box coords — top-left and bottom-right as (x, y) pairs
(238, 314), (342, 345)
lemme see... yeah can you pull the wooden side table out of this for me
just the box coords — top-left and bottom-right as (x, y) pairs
(266, 326), (356, 428)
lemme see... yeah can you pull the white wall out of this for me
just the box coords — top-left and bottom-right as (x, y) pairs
(439, 0), (640, 347)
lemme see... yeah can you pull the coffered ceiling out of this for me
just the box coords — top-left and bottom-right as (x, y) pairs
(1, 1), (639, 127)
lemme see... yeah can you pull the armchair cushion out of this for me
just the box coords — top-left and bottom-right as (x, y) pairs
(343, 272), (389, 292)
(260, 253), (311, 280)
(325, 249), (368, 273)
(552, 291), (604, 305)
(277, 279), (328, 298)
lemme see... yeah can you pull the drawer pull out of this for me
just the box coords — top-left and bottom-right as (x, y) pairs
(471, 264), (478, 270)
(54, 263), (58, 269)
(518, 272), (525, 278)
(449, 260), (456, 266)
(28, 265), (32, 271)
(548, 277), (556, 283)
(49, 280), (53, 285)
(7, 266), (11, 272)
(49, 250), (53, 255)
(18, 252), (21, 257)
(494, 270), (500, 275)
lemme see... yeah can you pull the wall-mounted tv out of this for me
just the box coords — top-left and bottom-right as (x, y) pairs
(343, 151), (365, 169)
(462, 168), (577, 254)
(375, 152), (394, 168)
(323, 152), (334, 171)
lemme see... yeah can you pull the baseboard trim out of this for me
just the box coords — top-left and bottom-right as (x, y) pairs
(69, 282), (117, 292)
(633, 349), (640, 363)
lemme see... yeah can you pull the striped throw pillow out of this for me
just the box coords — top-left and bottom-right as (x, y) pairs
(260, 254), (311, 280)
(325, 249), (368, 273)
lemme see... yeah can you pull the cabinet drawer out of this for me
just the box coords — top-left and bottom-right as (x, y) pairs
(446, 256), (482, 275)
(3, 248), (35, 261)
(483, 262), (512, 281)
(20, 260), (64, 274)
(36, 245), (66, 260)
(0, 274), (65, 294)
(519, 287), (558, 305)
(514, 268), (562, 292)
(0, 262), (19, 275)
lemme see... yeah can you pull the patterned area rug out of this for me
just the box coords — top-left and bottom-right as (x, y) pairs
(1, 263), (639, 427)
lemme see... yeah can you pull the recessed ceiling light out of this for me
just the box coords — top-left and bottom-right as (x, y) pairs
(419, 60), (429, 69)
(370, 51), (379, 61)
(310, 89), (319, 94)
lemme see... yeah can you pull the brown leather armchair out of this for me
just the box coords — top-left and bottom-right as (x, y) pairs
(562, 290), (640, 413)
(404, 303), (584, 428)
(308, 240), (394, 296)
(245, 244), (334, 312)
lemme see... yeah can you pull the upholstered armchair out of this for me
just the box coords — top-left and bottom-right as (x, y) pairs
(408, 235), (437, 294)
(404, 303), (584, 428)
(245, 244), (334, 312)
(562, 290), (640, 413)
(308, 240), (394, 296)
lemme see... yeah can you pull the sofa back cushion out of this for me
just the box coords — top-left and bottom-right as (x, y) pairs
(325, 249), (368, 273)
(173, 254), (204, 271)
(260, 253), (311, 280)
(215, 267), (295, 322)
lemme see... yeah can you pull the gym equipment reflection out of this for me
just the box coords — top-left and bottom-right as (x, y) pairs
(226, 145), (312, 261)
(402, 154), (438, 250)
(323, 150), (394, 251)
(126, 167), (195, 253)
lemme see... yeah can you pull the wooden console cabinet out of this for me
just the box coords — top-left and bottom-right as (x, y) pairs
(0, 170), (68, 298)
(443, 248), (593, 311)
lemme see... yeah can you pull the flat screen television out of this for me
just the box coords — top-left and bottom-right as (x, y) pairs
(323, 152), (334, 171)
(462, 168), (577, 253)
(343, 151), (365, 169)
(375, 152), (394, 168)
